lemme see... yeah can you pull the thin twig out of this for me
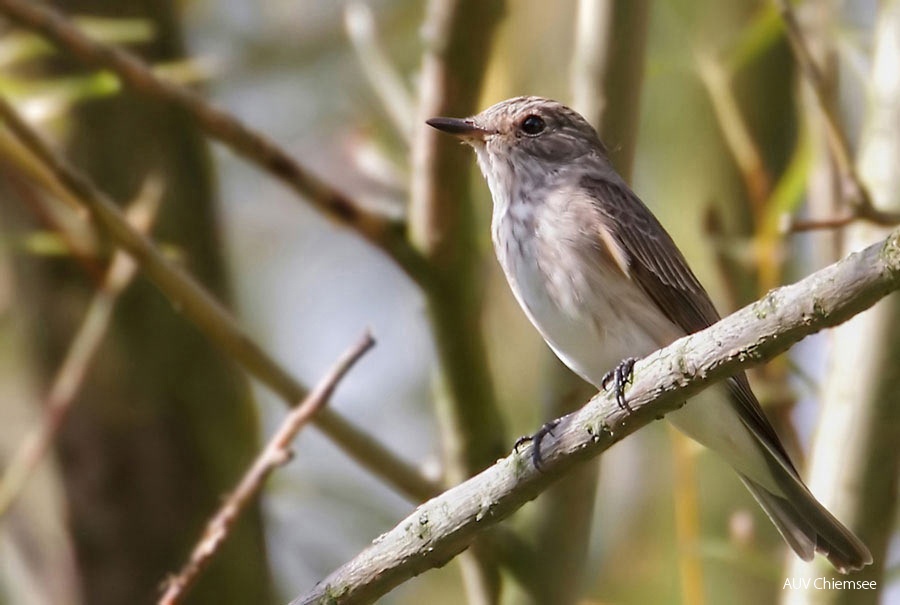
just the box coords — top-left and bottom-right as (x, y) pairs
(0, 0), (429, 283)
(159, 331), (375, 605)
(787, 3), (900, 589)
(0, 94), (439, 503)
(669, 428), (705, 605)
(538, 2), (649, 603)
(776, 0), (900, 228)
(344, 3), (415, 143)
(0, 178), (161, 517)
(291, 228), (900, 605)
(695, 50), (772, 226)
(410, 0), (507, 600)
(786, 212), (858, 233)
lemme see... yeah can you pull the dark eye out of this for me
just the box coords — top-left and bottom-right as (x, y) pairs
(520, 115), (545, 135)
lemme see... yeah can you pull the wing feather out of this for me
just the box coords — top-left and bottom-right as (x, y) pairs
(581, 175), (797, 473)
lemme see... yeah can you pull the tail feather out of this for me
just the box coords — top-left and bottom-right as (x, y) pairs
(739, 474), (872, 573)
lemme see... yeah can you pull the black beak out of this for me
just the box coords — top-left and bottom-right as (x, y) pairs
(426, 117), (491, 138)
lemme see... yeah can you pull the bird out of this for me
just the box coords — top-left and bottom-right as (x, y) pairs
(426, 96), (872, 573)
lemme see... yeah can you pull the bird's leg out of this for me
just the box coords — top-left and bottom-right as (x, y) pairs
(514, 419), (560, 470)
(601, 357), (636, 412)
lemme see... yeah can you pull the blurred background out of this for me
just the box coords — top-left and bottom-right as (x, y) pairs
(0, 0), (898, 604)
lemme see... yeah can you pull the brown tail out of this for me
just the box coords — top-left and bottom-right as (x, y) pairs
(739, 474), (872, 573)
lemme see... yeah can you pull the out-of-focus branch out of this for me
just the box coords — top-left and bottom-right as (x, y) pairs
(694, 20), (801, 458)
(520, 2), (650, 604)
(786, 1), (842, 266)
(159, 331), (375, 605)
(695, 51), (772, 224)
(0, 0), (429, 283)
(409, 0), (507, 602)
(292, 229), (900, 605)
(411, 0), (506, 484)
(0, 177), (160, 517)
(669, 427), (704, 605)
(344, 3), (415, 144)
(0, 95), (440, 504)
(570, 0), (649, 182)
(784, 2), (900, 602)
(776, 0), (900, 229)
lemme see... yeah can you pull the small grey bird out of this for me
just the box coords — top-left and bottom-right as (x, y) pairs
(427, 96), (871, 573)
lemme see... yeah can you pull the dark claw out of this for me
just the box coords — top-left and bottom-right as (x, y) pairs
(514, 419), (560, 470)
(601, 357), (636, 412)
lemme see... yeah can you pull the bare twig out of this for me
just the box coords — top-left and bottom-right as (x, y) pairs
(695, 50), (772, 224)
(292, 229), (900, 605)
(410, 0), (507, 600)
(785, 209), (900, 233)
(411, 0), (507, 483)
(344, 3), (415, 143)
(669, 428), (704, 605)
(776, 0), (900, 228)
(532, 3), (650, 604)
(0, 177), (161, 517)
(0, 95), (439, 503)
(570, 0), (649, 182)
(159, 331), (375, 605)
(0, 0), (429, 282)
(785, 212), (858, 233)
(786, 1), (900, 594)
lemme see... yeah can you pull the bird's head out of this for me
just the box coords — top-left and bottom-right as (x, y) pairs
(426, 96), (608, 188)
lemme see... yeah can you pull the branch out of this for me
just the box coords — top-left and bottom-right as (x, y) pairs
(695, 50), (771, 224)
(344, 3), (415, 144)
(410, 0), (507, 484)
(291, 229), (900, 605)
(409, 0), (507, 600)
(160, 331), (376, 605)
(0, 178), (160, 517)
(571, 0), (649, 182)
(0, 95), (440, 503)
(0, 0), (429, 282)
(776, 0), (900, 229)
(787, 0), (900, 592)
(527, 2), (651, 603)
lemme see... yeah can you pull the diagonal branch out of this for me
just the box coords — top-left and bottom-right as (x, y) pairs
(0, 94), (440, 503)
(160, 331), (376, 605)
(0, 0), (429, 282)
(291, 228), (900, 605)
(0, 178), (160, 517)
(775, 0), (900, 228)
(409, 1), (507, 601)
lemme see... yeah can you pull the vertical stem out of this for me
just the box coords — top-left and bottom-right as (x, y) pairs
(525, 2), (650, 604)
(669, 428), (705, 605)
(783, 2), (900, 603)
(410, 0), (507, 601)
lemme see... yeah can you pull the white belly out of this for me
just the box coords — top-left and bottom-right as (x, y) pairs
(493, 210), (778, 491)
(493, 214), (677, 387)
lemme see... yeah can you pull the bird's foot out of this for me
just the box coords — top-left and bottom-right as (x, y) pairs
(514, 419), (560, 470)
(601, 357), (637, 412)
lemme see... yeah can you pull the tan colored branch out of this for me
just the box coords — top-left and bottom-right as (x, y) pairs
(776, 0), (900, 228)
(784, 1), (900, 600)
(0, 0), (429, 282)
(0, 178), (160, 517)
(695, 51), (772, 222)
(291, 229), (900, 605)
(159, 331), (375, 605)
(409, 1), (508, 600)
(344, 3), (415, 144)
(571, 0), (649, 182)
(410, 0), (507, 484)
(523, 2), (651, 604)
(0, 95), (439, 503)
